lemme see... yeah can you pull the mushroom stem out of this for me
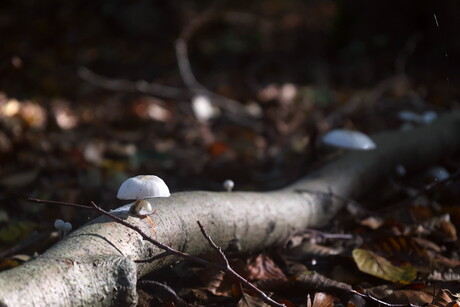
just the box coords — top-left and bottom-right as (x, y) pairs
(129, 199), (142, 214)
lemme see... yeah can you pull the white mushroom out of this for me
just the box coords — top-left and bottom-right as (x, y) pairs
(117, 175), (170, 216)
(54, 219), (65, 230)
(398, 110), (438, 125)
(63, 222), (72, 233)
(54, 219), (72, 238)
(321, 129), (376, 151)
(191, 95), (219, 123)
(223, 179), (235, 192)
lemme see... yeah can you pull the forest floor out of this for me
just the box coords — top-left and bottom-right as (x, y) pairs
(1, 1), (460, 306)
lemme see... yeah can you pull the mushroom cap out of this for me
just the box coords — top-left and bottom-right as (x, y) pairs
(321, 129), (376, 151)
(54, 219), (65, 230)
(63, 222), (72, 232)
(117, 175), (170, 200)
(223, 179), (234, 191)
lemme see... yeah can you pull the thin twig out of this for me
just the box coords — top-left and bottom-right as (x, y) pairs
(28, 198), (93, 209)
(380, 168), (460, 213)
(27, 198), (285, 307)
(350, 290), (422, 307)
(174, 39), (249, 116)
(78, 67), (191, 99)
(78, 2), (253, 118)
(137, 280), (185, 304)
(178, 0), (225, 41)
(197, 221), (283, 306)
(301, 228), (353, 240)
(404, 168), (460, 202)
(175, 1), (251, 117)
(174, 38), (204, 91)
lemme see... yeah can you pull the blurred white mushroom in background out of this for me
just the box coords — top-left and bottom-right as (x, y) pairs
(223, 179), (235, 192)
(191, 95), (220, 123)
(321, 129), (376, 151)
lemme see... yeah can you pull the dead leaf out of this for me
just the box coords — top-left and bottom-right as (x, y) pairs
(208, 141), (231, 157)
(359, 216), (384, 229)
(420, 214), (458, 241)
(0, 169), (40, 188)
(237, 291), (270, 307)
(307, 292), (336, 307)
(363, 235), (429, 266)
(294, 270), (352, 293)
(428, 289), (460, 307)
(352, 249), (417, 284)
(0, 258), (20, 271)
(293, 242), (342, 257)
(245, 254), (287, 281)
(366, 285), (434, 305)
(199, 268), (234, 297)
(0, 222), (37, 245)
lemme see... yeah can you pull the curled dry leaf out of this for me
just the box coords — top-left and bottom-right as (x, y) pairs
(307, 292), (336, 307)
(237, 291), (271, 307)
(428, 289), (460, 307)
(195, 258), (245, 297)
(286, 241), (343, 260)
(366, 285), (435, 306)
(0, 169), (40, 189)
(294, 271), (352, 293)
(363, 235), (429, 266)
(197, 267), (233, 297)
(245, 254), (287, 282)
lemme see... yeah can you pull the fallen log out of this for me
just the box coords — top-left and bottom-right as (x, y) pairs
(0, 111), (459, 306)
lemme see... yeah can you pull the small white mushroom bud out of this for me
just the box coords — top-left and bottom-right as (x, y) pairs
(223, 179), (235, 192)
(132, 199), (154, 217)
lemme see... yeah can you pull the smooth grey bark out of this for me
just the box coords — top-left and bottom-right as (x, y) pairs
(0, 111), (459, 306)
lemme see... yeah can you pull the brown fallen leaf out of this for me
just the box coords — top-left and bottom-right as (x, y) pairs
(237, 291), (270, 307)
(0, 169), (40, 188)
(352, 249), (417, 284)
(245, 254), (287, 282)
(307, 292), (336, 307)
(428, 289), (460, 307)
(363, 235), (429, 266)
(365, 285), (434, 305)
(294, 270), (352, 293)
